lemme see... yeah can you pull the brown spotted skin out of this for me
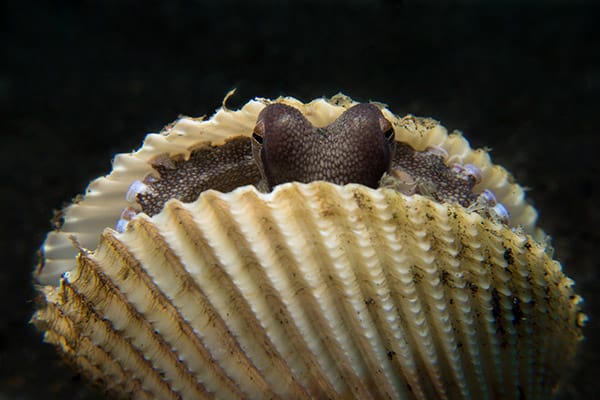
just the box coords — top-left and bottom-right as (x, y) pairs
(252, 103), (396, 190)
(137, 102), (480, 216)
(137, 137), (261, 216)
(392, 143), (479, 207)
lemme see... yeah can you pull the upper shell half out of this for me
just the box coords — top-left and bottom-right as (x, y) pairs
(33, 94), (585, 400)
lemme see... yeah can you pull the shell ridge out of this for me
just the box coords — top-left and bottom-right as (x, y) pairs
(98, 226), (250, 399)
(34, 295), (152, 397)
(60, 279), (180, 400)
(396, 199), (450, 399)
(74, 245), (217, 399)
(125, 209), (276, 399)
(525, 246), (570, 399)
(178, 193), (336, 393)
(403, 197), (471, 400)
(377, 193), (439, 399)
(459, 220), (507, 398)
(484, 236), (521, 399)
(191, 190), (314, 398)
(346, 185), (439, 400)
(315, 184), (408, 400)
(267, 183), (357, 396)
(98, 222), (255, 398)
(385, 195), (451, 400)
(527, 242), (552, 399)
(488, 229), (526, 397)
(150, 202), (260, 399)
(417, 199), (475, 400)
(227, 187), (343, 399)
(437, 205), (492, 400)
(301, 183), (387, 400)
(354, 187), (433, 400)
(278, 183), (377, 399)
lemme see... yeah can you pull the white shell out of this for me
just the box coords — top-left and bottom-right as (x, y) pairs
(32, 95), (584, 400)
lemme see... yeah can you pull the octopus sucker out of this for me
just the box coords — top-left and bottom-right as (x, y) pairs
(33, 94), (584, 400)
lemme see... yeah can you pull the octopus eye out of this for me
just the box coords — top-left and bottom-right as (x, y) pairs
(384, 126), (395, 142)
(252, 132), (263, 144)
(379, 116), (395, 142)
(252, 119), (265, 145)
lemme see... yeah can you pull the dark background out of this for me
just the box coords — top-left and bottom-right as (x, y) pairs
(1, 1), (598, 399)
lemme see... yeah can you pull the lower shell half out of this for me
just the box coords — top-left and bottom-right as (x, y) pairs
(32, 181), (584, 400)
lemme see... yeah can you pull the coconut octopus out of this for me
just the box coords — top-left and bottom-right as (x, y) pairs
(32, 93), (585, 400)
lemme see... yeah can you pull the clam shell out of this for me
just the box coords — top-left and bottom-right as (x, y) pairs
(33, 95), (584, 399)
(36, 94), (538, 286)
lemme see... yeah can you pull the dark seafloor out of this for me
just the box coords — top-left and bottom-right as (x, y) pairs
(1, 1), (598, 399)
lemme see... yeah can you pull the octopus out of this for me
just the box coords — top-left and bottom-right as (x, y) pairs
(128, 103), (484, 221)
(33, 95), (584, 400)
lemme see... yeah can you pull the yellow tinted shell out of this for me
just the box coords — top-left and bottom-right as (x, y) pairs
(33, 95), (584, 399)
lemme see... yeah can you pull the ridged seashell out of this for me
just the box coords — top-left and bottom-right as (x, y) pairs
(32, 94), (585, 400)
